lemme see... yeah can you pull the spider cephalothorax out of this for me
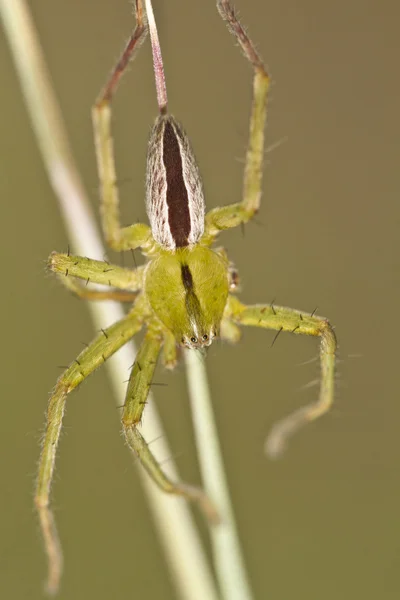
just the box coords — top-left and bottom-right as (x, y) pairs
(35, 0), (336, 593)
(144, 245), (229, 349)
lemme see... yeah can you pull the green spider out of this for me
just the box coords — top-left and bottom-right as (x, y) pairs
(35, 0), (337, 593)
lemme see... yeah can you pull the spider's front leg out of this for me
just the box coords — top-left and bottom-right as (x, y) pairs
(35, 308), (144, 594)
(204, 0), (270, 241)
(122, 331), (220, 524)
(226, 296), (337, 457)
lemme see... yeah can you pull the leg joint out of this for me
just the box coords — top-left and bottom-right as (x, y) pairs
(318, 319), (337, 353)
(34, 495), (48, 509)
(121, 415), (140, 429)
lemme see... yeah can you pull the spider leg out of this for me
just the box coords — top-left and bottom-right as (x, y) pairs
(161, 329), (178, 369)
(226, 296), (337, 458)
(122, 331), (220, 525)
(92, 0), (152, 252)
(220, 317), (242, 343)
(54, 274), (139, 302)
(35, 308), (144, 594)
(48, 252), (144, 291)
(204, 0), (270, 241)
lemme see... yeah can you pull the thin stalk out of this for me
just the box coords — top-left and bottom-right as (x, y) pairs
(0, 1), (219, 599)
(184, 349), (254, 600)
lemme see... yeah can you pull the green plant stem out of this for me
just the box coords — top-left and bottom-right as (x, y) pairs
(185, 349), (254, 600)
(0, 1), (219, 598)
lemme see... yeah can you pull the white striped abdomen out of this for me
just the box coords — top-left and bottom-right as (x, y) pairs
(145, 115), (205, 250)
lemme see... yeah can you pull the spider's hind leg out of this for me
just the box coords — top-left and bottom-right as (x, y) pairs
(204, 1), (270, 242)
(92, 0), (151, 252)
(226, 296), (337, 458)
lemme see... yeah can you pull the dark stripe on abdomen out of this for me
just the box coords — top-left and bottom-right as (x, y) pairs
(163, 119), (191, 247)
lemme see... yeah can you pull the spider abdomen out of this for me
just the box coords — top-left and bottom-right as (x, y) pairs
(146, 115), (205, 250)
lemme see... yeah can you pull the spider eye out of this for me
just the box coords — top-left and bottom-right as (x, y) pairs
(190, 336), (197, 344)
(202, 334), (208, 341)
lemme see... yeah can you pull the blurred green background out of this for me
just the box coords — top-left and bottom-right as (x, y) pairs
(1, 0), (399, 598)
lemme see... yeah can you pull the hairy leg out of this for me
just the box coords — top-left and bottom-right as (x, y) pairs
(53, 273), (139, 302)
(162, 329), (179, 369)
(226, 296), (337, 457)
(122, 331), (220, 524)
(48, 252), (144, 291)
(204, 0), (270, 241)
(92, 0), (152, 251)
(35, 309), (143, 593)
